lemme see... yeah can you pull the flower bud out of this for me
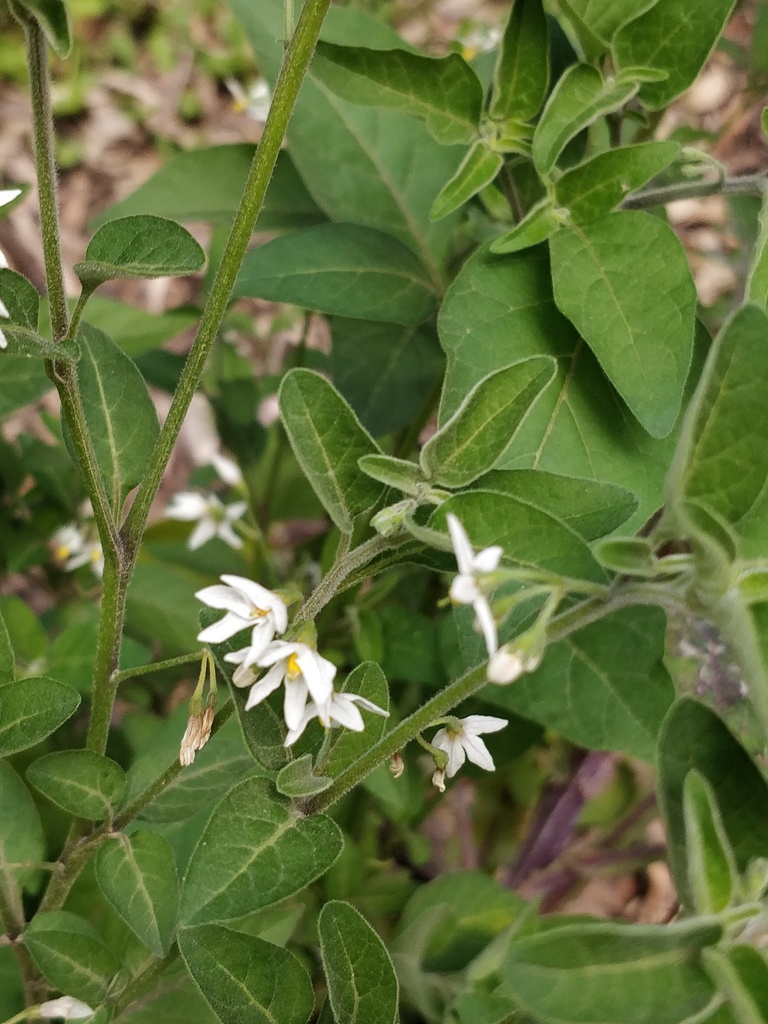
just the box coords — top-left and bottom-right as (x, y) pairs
(390, 752), (404, 779)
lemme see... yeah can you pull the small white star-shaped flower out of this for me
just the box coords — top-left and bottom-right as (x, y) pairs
(166, 491), (247, 550)
(195, 575), (288, 660)
(431, 715), (507, 780)
(446, 513), (502, 656)
(51, 523), (104, 577)
(284, 689), (389, 746)
(225, 76), (272, 122)
(236, 640), (337, 732)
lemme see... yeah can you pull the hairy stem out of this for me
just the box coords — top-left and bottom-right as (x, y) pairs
(123, 0), (333, 553)
(624, 171), (767, 210)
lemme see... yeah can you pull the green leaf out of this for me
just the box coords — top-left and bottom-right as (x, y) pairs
(0, 324), (78, 361)
(276, 754), (332, 798)
(95, 830), (179, 955)
(486, 606), (673, 761)
(683, 770), (738, 915)
(550, 211), (696, 437)
(438, 244), (696, 528)
(548, 0), (609, 61)
(0, 676), (80, 756)
(431, 490), (605, 582)
(593, 536), (656, 576)
(501, 918), (722, 1024)
(27, 750), (125, 821)
(228, 0), (461, 282)
(421, 358), (555, 487)
(279, 368), (384, 533)
(666, 305), (768, 556)
(74, 215), (205, 288)
(93, 146), (325, 231)
(0, 610), (12, 683)
(430, 141), (503, 222)
(0, 760), (44, 899)
(0, 358), (49, 418)
(24, 911), (118, 1005)
(746, 187), (768, 312)
(324, 662), (390, 776)
(554, 142), (680, 223)
(657, 698), (768, 911)
(319, 901), (398, 1024)
(235, 223), (436, 326)
(613, 0), (737, 110)
(532, 64), (638, 175)
(179, 923), (314, 1024)
(490, 0), (549, 123)
(8, 0), (71, 56)
(358, 455), (425, 495)
(312, 42), (482, 145)
(331, 318), (443, 437)
(490, 199), (560, 255)
(473, 469), (637, 540)
(66, 323), (160, 510)
(562, 0), (660, 46)
(179, 776), (343, 925)
(0, 268), (39, 328)
(703, 947), (768, 1024)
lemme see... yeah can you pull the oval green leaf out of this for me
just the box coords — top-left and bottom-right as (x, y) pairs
(0, 760), (44, 902)
(0, 268), (39, 329)
(179, 777), (343, 925)
(24, 911), (118, 1006)
(683, 770), (738, 916)
(358, 454), (425, 495)
(279, 368), (384, 533)
(490, 199), (560, 255)
(490, 0), (549, 124)
(421, 357), (556, 487)
(27, 750), (125, 821)
(319, 900), (399, 1024)
(75, 215), (205, 288)
(550, 211), (696, 438)
(0, 676), (80, 756)
(95, 830), (179, 955)
(276, 755), (333, 799)
(180, 923), (314, 1024)
(430, 141), (503, 222)
(235, 223), (437, 326)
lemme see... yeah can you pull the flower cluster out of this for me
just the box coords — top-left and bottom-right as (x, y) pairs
(196, 575), (387, 745)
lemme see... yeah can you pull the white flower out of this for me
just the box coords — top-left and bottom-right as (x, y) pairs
(166, 491), (247, 550)
(51, 523), (104, 578)
(487, 643), (542, 684)
(446, 513), (502, 656)
(431, 715), (507, 779)
(237, 640), (336, 731)
(39, 995), (94, 1020)
(225, 76), (272, 122)
(195, 575), (288, 658)
(284, 688), (389, 746)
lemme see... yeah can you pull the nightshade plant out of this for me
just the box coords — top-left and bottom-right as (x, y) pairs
(4, 0), (768, 1020)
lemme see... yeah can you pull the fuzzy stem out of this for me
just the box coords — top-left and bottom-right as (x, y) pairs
(122, 0), (333, 553)
(624, 171), (767, 210)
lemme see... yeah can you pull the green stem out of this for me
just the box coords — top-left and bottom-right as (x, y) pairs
(108, 947), (180, 1018)
(113, 651), (203, 685)
(21, 18), (67, 340)
(85, 559), (129, 753)
(122, 0), (333, 554)
(624, 171), (767, 210)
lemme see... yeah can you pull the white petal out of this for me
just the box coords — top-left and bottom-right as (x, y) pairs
(432, 728), (465, 778)
(0, 189), (22, 208)
(217, 521), (243, 549)
(244, 665), (285, 709)
(487, 646), (524, 684)
(473, 596), (498, 656)
(284, 704), (318, 746)
(188, 518), (217, 550)
(224, 501), (248, 521)
(461, 733), (495, 772)
(39, 996), (94, 1020)
(196, 611), (249, 643)
(345, 693), (389, 717)
(210, 452), (243, 486)
(473, 545), (503, 573)
(0, 328), (7, 349)
(220, 575), (281, 613)
(461, 715), (508, 736)
(248, 618), (278, 659)
(224, 645), (251, 665)
(450, 574), (479, 605)
(296, 648), (336, 703)
(166, 492), (209, 521)
(283, 677), (309, 730)
(194, 584), (251, 616)
(327, 695), (364, 731)
(446, 513), (474, 574)
(256, 640), (297, 667)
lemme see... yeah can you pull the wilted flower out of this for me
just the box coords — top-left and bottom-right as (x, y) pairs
(179, 704), (215, 767)
(390, 751), (405, 779)
(432, 767), (446, 792)
(225, 76), (272, 122)
(51, 523), (104, 578)
(431, 715), (507, 780)
(446, 512), (502, 656)
(195, 575), (288, 657)
(283, 688), (389, 746)
(237, 640), (336, 732)
(38, 996), (94, 1020)
(166, 491), (247, 550)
